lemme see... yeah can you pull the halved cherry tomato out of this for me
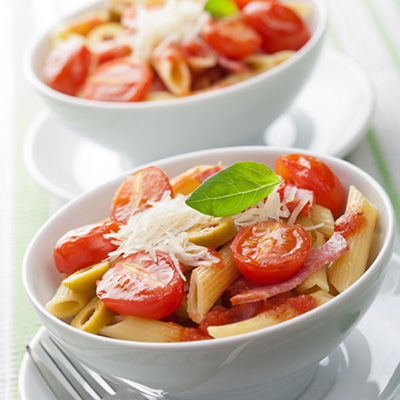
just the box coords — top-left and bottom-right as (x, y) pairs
(53, 221), (120, 274)
(275, 154), (346, 216)
(110, 166), (172, 224)
(82, 58), (153, 102)
(201, 19), (262, 60)
(242, 2), (311, 54)
(96, 250), (184, 319)
(44, 39), (91, 96)
(231, 221), (311, 285)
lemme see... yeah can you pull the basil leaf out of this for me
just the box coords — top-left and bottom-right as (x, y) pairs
(204, 0), (238, 18)
(185, 162), (281, 217)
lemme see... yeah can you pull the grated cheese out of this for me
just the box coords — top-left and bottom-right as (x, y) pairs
(122, 0), (210, 61)
(106, 192), (220, 274)
(232, 187), (289, 228)
(287, 192), (314, 226)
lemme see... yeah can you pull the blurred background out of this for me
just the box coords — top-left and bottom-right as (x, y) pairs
(2, 0), (400, 398)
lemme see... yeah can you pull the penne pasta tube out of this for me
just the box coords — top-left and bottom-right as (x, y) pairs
(329, 186), (378, 293)
(99, 315), (184, 342)
(71, 297), (115, 334)
(46, 284), (90, 319)
(62, 261), (110, 293)
(310, 205), (335, 238)
(187, 244), (240, 323)
(309, 290), (334, 306)
(208, 311), (280, 339)
(297, 231), (329, 293)
(152, 46), (191, 97)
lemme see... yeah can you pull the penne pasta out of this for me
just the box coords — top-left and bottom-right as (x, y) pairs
(99, 315), (184, 342)
(152, 46), (192, 97)
(329, 186), (378, 293)
(310, 205), (335, 238)
(71, 297), (115, 334)
(62, 261), (110, 293)
(187, 244), (240, 323)
(46, 284), (90, 319)
(208, 311), (280, 339)
(297, 231), (329, 293)
(309, 290), (334, 306)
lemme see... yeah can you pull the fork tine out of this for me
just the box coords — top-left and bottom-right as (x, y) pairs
(48, 336), (117, 397)
(27, 345), (77, 400)
(39, 339), (104, 400)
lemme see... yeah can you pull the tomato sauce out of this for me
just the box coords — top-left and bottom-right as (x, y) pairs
(334, 209), (367, 239)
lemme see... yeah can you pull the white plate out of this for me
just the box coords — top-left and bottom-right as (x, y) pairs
(19, 253), (400, 400)
(24, 49), (373, 200)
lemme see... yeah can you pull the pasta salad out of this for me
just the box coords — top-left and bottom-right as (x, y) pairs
(43, 0), (312, 101)
(47, 154), (378, 342)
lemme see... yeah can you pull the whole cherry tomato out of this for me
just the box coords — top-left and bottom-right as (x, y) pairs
(275, 154), (346, 216)
(97, 250), (184, 319)
(82, 58), (153, 102)
(53, 221), (120, 274)
(44, 39), (91, 96)
(231, 221), (311, 285)
(110, 166), (172, 224)
(242, 2), (311, 54)
(201, 19), (262, 60)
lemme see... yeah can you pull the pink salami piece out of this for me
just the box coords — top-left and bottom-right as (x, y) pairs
(231, 232), (349, 305)
(217, 55), (250, 73)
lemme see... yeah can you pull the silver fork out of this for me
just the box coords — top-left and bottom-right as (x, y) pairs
(26, 333), (161, 400)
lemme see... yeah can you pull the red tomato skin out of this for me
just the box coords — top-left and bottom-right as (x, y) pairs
(53, 221), (120, 274)
(110, 166), (172, 224)
(201, 19), (262, 60)
(82, 59), (153, 102)
(275, 154), (346, 216)
(44, 40), (91, 96)
(242, 2), (311, 54)
(231, 221), (311, 285)
(97, 251), (184, 319)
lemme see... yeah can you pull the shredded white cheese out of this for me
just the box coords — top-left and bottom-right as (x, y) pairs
(287, 192), (314, 226)
(122, 0), (210, 61)
(106, 192), (220, 274)
(232, 187), (289, 228)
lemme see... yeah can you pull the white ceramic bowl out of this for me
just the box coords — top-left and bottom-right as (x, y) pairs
(23, 146), (394, 400)
(24, 1), (327, 164)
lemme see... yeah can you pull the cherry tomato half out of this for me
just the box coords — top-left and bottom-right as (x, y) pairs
(201, 19), (262, 60)
(110, 166), (172, 224)
(97, 250), (184, 319)
(242, 2), (311, 54)
(44, 39), (91, 96)
(53, 221), (120, 274)
(82, 58), (153, 102)
(231, 221), (311, 285)
(275, 154), (346, 216)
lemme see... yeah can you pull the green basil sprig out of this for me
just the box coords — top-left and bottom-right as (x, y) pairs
(204, 0), (238, 18)
(185, 162), (281, 217)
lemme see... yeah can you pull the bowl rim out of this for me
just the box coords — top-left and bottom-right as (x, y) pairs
(23, 0), (328, 109)
(22, 146), (395, 352)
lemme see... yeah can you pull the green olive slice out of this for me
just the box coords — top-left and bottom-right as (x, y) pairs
(188, 217), (237, 248)
(62, 261), (110, 293)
